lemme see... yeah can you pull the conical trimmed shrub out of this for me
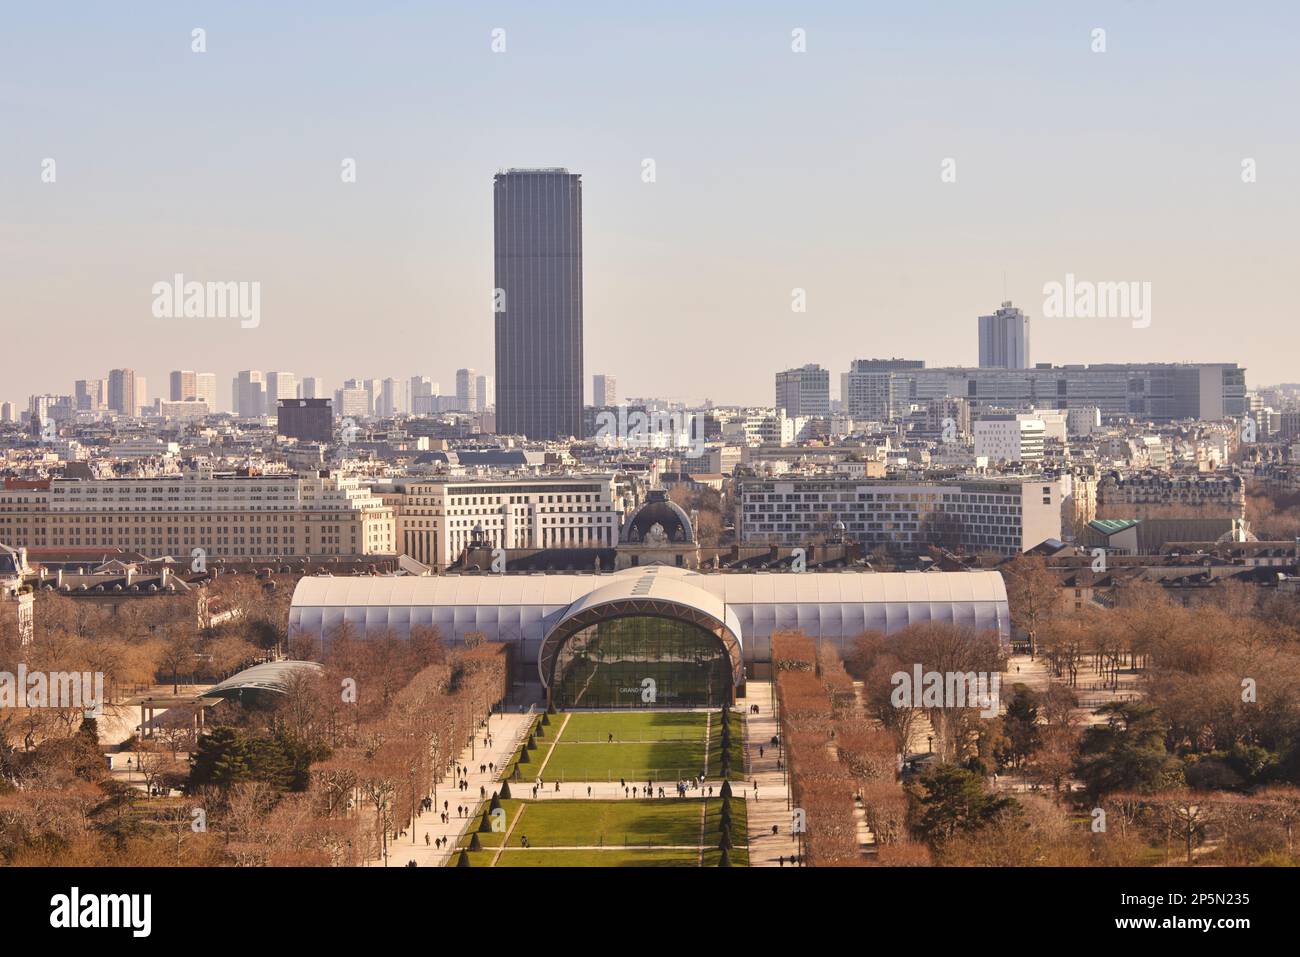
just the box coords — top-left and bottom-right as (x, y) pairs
(478, 812), (492, 833)
(526, 735), (536, 750)
(456, 850), (471, 867)
(536, 724), (545, 738)
(541, 712), (551, 725)
(489, 793), (502, 812)
(719, 847), (731, 867)
(499, 780), (512, 799)
(718, 829), (733, 850)
(469, 832), (482, 851)
(720, 780), (733, 799)
(517, 748), (530, 764)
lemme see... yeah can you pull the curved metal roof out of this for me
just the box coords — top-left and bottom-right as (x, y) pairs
(555, 567), (732, 630)
(289, 566), (1008, 613)
(205, 659), (325, 699)
(535, 566), (745, 690)
(288, 567), (1010, 658)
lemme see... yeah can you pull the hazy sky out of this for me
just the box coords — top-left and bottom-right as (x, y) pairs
(3, 1), (1297, 411)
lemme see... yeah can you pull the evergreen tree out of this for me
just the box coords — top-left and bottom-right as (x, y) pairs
(188, 726), (249, 793)
(907, 764), (1020, 845)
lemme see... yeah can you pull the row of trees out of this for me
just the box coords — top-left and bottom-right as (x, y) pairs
(1, 620), (510, 865)
(772, 632), (868, 865)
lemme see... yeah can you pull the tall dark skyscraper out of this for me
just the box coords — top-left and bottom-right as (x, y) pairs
(494, 168), (583, 440)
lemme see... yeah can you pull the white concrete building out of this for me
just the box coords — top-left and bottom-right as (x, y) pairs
(0, 469), (393, 559)
(737, 476), (1062, 555)
(974, 415), (1045, 464)
(388, 475), (622, 570)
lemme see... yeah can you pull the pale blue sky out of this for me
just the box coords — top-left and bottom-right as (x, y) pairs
(2, 1), (1297, 409)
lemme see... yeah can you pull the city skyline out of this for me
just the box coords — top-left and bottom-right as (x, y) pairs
(5, 2), (1297, 408)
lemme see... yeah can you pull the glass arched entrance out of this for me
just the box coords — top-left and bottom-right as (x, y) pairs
(549, 614), (733, 709)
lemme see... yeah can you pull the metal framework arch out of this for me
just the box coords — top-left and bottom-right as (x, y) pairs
(537, 595), (744, 703)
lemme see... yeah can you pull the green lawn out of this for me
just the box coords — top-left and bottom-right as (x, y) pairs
(457, 799), (525, 849)
(537, 709), (745, 781)
(542, 741), (708, 781)
(504, 798), (706, 847)
(452, 797), (747, 867)
(560, 711), (710, 742)
(501, 716), (559, 782)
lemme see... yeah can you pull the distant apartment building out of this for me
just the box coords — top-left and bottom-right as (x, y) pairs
(194, 373), (217, 412)
(379, 378), (402, 417)
(921, 396), (972, 440)
(107, 369), (137, 416)
(978, 301), (1030, 369)
(476, 374), (493, 412)
(885, 363), (1246, 422)
(277, 398), (334, 443)
(0, 470), (393, 559)
(386, 475), (620, 570)
(265, 372), (298, 407)
(593, 374), (617, 408)
(736, 476), (1062, 555)
(170, 370), (217, 412)
(169, 370), (197, 403)
(155, 400), (211, 421)
(974, 415), (1046, 464)
(233, 371), (266, 418)
(841, 359), (924, 422)
(1278, 411), (1300, 443)
(775, 364), (830, 418)
(29, 394), (75, 425)
(1097, 471), (1245, 518)
(681, 445), (742, 477)
(1067, 406), (1102, 436)
(335, 387), (370, 419)
(721, 410), (798, 447)
(456, 368), (477, 412)
(74, 379), (105, 411)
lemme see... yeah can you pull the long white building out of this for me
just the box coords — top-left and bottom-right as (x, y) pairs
(0, 469), (393, 559)
(288, 565), (1010, 705)
(384, 475), (623, 571)
(736, 476), (1062, 555)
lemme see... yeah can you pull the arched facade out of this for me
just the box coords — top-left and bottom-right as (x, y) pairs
(287, 566), (1011, 707)
(537, 569), (744, 707)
